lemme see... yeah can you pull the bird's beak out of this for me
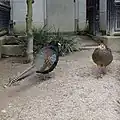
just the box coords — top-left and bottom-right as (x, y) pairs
(58, 43), (61, 46)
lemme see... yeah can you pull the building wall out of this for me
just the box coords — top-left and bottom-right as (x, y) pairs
(0, 1), (10, 30)
(11, 0), (86, 32)
(47, 0), (75, 32)
(99, 0), (107, 31)
(47, 0), (86, 32)
(78, 0), (86, 31)
(11, 0), (44, 32)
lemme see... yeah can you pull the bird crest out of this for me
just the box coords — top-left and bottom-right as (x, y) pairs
(98, 43), (106, 50)
(98, 40), (107, 50)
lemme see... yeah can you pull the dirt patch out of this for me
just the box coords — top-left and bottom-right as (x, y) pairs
(0, 50), (120, 120)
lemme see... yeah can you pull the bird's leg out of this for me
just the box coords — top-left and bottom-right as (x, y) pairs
(96, 65), (102, 79)
(43, 73), (51, 80)
(101, 66), (106, 75)
(43, 74), (46, 80)
(47, 73), (52, 78)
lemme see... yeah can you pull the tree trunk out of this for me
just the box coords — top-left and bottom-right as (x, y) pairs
(26, 0), (33, 63)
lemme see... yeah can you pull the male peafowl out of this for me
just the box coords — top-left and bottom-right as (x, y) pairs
(92, 41), (113, 78)
(6, 41), (61, 86)
(35, 41), (61, 74)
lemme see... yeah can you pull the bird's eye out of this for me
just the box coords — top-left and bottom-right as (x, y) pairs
(58, 43), (61, 46)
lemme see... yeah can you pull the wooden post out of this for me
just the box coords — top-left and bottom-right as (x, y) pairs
(26, 0), (34, 63)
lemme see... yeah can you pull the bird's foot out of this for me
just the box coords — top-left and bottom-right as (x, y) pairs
(96, 66), (102, 79)
(96, 74), (102, 79)
(102, 71), (106, 75)
(42, 75), (46, 80)
(101, 67), (107, 75)
(42, 74), (51, 80)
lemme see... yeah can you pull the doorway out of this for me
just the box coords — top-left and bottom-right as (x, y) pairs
(86, 0), (100, 35)
(114, 1), (120, 31)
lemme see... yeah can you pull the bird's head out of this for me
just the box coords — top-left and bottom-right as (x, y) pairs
(98, 41), (106, 50)
(49, 41), (61, 47)
(98, 43), (106, 50)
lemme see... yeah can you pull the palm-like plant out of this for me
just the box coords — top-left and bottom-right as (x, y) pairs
(14, 26), (79, 56)
(33, 27), (78, 56)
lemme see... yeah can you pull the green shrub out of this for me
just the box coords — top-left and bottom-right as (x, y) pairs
(14, 26), (79, 56)
(33, 26), (78, 56)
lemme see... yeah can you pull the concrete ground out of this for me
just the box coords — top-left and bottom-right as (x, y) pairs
(0, 36), (120, 120)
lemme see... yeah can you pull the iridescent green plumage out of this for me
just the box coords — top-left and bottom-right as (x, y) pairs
(35, 41), (60, 74)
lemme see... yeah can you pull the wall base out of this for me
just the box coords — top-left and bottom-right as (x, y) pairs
(92, 35), (120, 52)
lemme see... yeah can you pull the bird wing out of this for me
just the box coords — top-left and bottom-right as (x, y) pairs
(39, 58), (52, 72)
(92, 48), (113, 66)
(92, 48), (103, 65)
(36, 47), (57, 72)
(35, 43), (59, 73)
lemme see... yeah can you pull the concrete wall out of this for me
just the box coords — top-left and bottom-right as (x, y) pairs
(78, 0), (86, 31)
(99, 0), (107, 31)
(47, 0), (75, 32)
(47, 0), (86, 32)
(11, 0), (86, 32)
(11, 0), (44, 32)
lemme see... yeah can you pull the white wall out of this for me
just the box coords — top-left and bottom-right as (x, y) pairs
(11, 0), (44, 32)
(11, 0), (86, 32)
(47, 0), (86, 32)
(78, 0), (86, 31)
(47, 0), (75, 32)
(100, 0), (107, 31)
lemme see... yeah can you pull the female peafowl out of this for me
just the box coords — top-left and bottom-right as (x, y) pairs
(92, 41), (113, 78)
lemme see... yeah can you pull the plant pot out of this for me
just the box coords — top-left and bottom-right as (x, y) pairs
(2, 45), (25, 56)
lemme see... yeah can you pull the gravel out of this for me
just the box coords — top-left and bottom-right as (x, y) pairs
(0, 49), (120, 120)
